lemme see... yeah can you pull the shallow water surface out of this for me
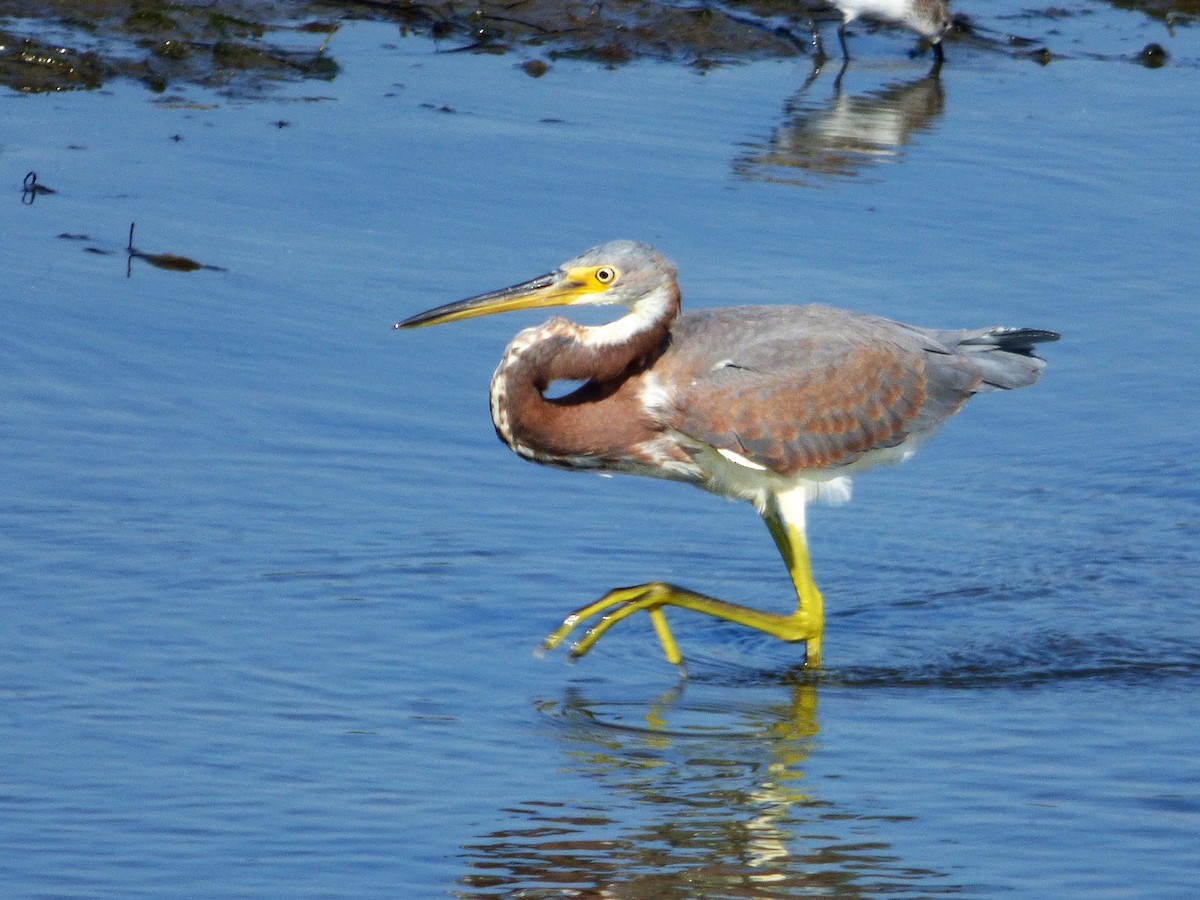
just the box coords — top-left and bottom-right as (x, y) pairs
(2, 5), (1199, 898)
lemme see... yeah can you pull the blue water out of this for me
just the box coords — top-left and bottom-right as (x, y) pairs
(2, 5), (1199, 897)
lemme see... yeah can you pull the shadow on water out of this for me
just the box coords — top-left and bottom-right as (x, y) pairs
(735, 68), (946, 186)
(458, 683), (958, 899)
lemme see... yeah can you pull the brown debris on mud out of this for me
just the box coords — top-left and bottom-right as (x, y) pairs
(0, 0), (816, 93)
(0, 0), (1193, 93)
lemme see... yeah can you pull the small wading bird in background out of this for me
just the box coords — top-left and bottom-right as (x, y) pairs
(810, 0), (952, 66)
(396, 241), (1057, 672)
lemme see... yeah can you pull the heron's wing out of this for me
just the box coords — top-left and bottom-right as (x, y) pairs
(660, 306), (982, 474)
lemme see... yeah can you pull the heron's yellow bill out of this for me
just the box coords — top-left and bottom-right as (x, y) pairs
(394, 267), (612, 329)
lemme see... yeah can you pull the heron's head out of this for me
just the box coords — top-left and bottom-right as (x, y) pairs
(395, 240), (678, 330)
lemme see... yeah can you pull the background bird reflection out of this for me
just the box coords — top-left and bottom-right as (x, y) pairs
(736, 71), (946, 185)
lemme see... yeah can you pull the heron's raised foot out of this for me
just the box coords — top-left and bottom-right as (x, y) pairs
(540, 582), (824, 669)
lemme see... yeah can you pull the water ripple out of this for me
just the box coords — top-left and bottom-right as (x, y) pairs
(690, 631), (1200, 691)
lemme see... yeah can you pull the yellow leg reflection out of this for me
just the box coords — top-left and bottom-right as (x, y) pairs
(638, 681), (821, 811)
(458, 679), (949, 893)
(541, 500), (826, 669)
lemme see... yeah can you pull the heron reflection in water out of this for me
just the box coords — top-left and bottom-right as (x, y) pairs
(397, 241), (1057, 671)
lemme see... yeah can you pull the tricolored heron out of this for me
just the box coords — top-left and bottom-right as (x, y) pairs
(811, 0), (951, 66)
(396, 240), (1057, 670)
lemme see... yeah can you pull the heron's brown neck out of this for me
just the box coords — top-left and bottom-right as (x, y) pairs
(489, 286), (679, 466)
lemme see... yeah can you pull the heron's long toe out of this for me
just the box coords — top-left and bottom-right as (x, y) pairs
(541, 582), (824, 669)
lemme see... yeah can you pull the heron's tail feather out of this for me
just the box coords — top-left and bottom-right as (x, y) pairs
(949, 326), (1060, 391)
(962, 327), (1060, 354)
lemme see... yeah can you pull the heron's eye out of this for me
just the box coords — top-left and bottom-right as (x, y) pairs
(595, 267), (617, 285)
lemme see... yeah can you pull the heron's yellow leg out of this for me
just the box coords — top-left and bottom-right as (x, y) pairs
(541, 498), (824, 667)
(563, 584), (702, 659)
(544, 581), (821, 664)
(545, 596), (685, 667)
(541, 584), (670, 657)
(762, 506), (824, 668)
(562, 578), (821, 661)
(647, 608), (684, 667)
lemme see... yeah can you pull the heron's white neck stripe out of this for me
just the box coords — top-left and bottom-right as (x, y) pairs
(581, 283), (674, 349)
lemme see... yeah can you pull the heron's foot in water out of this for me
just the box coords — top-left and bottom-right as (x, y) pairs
(540, 582), (823, 670)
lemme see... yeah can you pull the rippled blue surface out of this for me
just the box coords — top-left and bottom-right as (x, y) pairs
(2, 6), (1199, 897)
